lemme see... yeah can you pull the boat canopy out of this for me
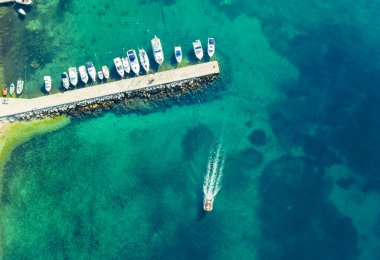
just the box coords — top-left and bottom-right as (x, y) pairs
(209, 38), (215, 44)
(175, 50), (181, 56)
(61, 73), (67, 78)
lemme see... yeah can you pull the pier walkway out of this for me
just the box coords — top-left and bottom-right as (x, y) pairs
(0, 61), (219, 119)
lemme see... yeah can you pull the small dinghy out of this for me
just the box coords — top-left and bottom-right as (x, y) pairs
(61, 72), (70, 90)
(102, 65), (110, 79)
(9, 83), (15, 96)
(139, 49), (150, 73)
(98, 71), (104, 81)
(122, 57), (131, 74)
(174, 46), (182, 63)
(44, 76), (52, 93)
(16, 79), (24, 95)
(15, 0), (33, 5)
(207, 38), (215, 57)
(18, 8), (26, 16)
(113, 57), (125, 78)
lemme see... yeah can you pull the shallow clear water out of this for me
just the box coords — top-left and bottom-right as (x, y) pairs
(1, 0), (380, 259)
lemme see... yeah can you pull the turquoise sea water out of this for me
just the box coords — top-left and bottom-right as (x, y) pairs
(1, 0), (380, 259)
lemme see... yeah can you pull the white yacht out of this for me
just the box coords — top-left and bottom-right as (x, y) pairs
(127, 50), (140, 75)
(61, 73), (70, 90)
(98, 71), (104, 81)
(151, 35), (164, 65)
(121, 57), (131, 74)
(78, 66), (89, 84)
(15, 0), (33, 5)
(9, 83), (15, 96)
(44, 76), (52, 93)
(102, 65), (110, 79)
(139, 49), (150, 73)
(113, 57), (125, 78)
(193, 40), (203, 60)
(174, 46), (182, 63)
(86, 62), (96, 82)
(208, 38), (215, 57)
(16, 79), (24, 95)
(68, 67), (78, 86)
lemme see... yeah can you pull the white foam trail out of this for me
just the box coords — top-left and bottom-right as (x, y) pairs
(203, 143), (225, 199)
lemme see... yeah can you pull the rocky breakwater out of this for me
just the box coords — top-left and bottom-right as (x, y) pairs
(12, 74), (219, 121)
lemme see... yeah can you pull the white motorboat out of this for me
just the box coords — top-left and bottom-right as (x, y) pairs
(78, 65), (89, 84)
(61, 73), (70, 90)
(138, 49), (150, 73)
(86, 62), (96, 82)
(9, 83), (15, 96)
(98, 71), (104, 81)
(174, 46), (182, 63)
(15, 0), (33, 5)
(203, 197), (214, 212)
(102, 65), (110, 79)
(68, 67), (78, 86)
(151, 35), (164, 65)
(208, 38), (215, 57)
(16, 79), (24, 95)
(44, 76), (52, 93)
(113, 57), (125, 77)
(193, 39), (203, 60)
(121, 57), (131, 74)
(127, 49), (140, 75)
(18, 8), (26, 16)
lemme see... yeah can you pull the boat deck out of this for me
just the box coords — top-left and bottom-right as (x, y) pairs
(0, 61), (220, 119)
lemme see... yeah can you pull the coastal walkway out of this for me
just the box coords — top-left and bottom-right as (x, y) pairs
(0, 61), (219, 119)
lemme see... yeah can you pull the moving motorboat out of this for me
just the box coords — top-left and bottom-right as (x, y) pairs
(86, 62), (96, 82)
(138, 49), (150, 72)
(78, 65), (89, 84)
(127, 49), (140, 75)
(102, 65), (110, 79)
(15, 0), (33, 5)
(174, 46), (182, 63)
(9, 83), (15, 96)
(151, 35), (164, 65)
(208, 38), (215, 57)
(98, 71), (104, 81)
(61, 72), (70, 90)
(203, 198), (214, 212)
(113, 57), (125, 77)
(44, 76), (52, 93)
(16, 79), (24, 95)
(122, 57), (131, 74)
(193, 39), (203, 60)
(68, 67), (78, 86)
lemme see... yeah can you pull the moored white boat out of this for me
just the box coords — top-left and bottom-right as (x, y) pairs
(193, 39), (203, 60)
(174, 46), (182, 63)
(44, 76), (52, 93)
(102, 65), (110, 79)
(98, 71), (104, 81)
(78, 66), (89, 84)
(68, 67), (78, 86)
(121, 57), (131, 74)
(16, 79), (24, 95)
(15, 0), (33, 5)
(18, 8), (26, 16)
(113, 57), (125, 77)
(86, 62), (96, 82)
(151, 35), (164, 65)
(138, 49), (150, 72)
(9, 83), (15, 96)
(61, 72), (70, 90)
(127, 49), (140, 75)
(207, 38), (215, 57)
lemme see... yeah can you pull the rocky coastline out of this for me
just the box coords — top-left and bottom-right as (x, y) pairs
(4, 74), (218, 122)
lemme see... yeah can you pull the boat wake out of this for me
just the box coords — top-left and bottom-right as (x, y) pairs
(203, 144), (225, 211)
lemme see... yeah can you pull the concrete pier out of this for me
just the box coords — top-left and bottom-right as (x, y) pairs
(0, 61), (220, 119)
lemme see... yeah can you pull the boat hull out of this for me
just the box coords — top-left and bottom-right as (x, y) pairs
(203, 198), (214, 212)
